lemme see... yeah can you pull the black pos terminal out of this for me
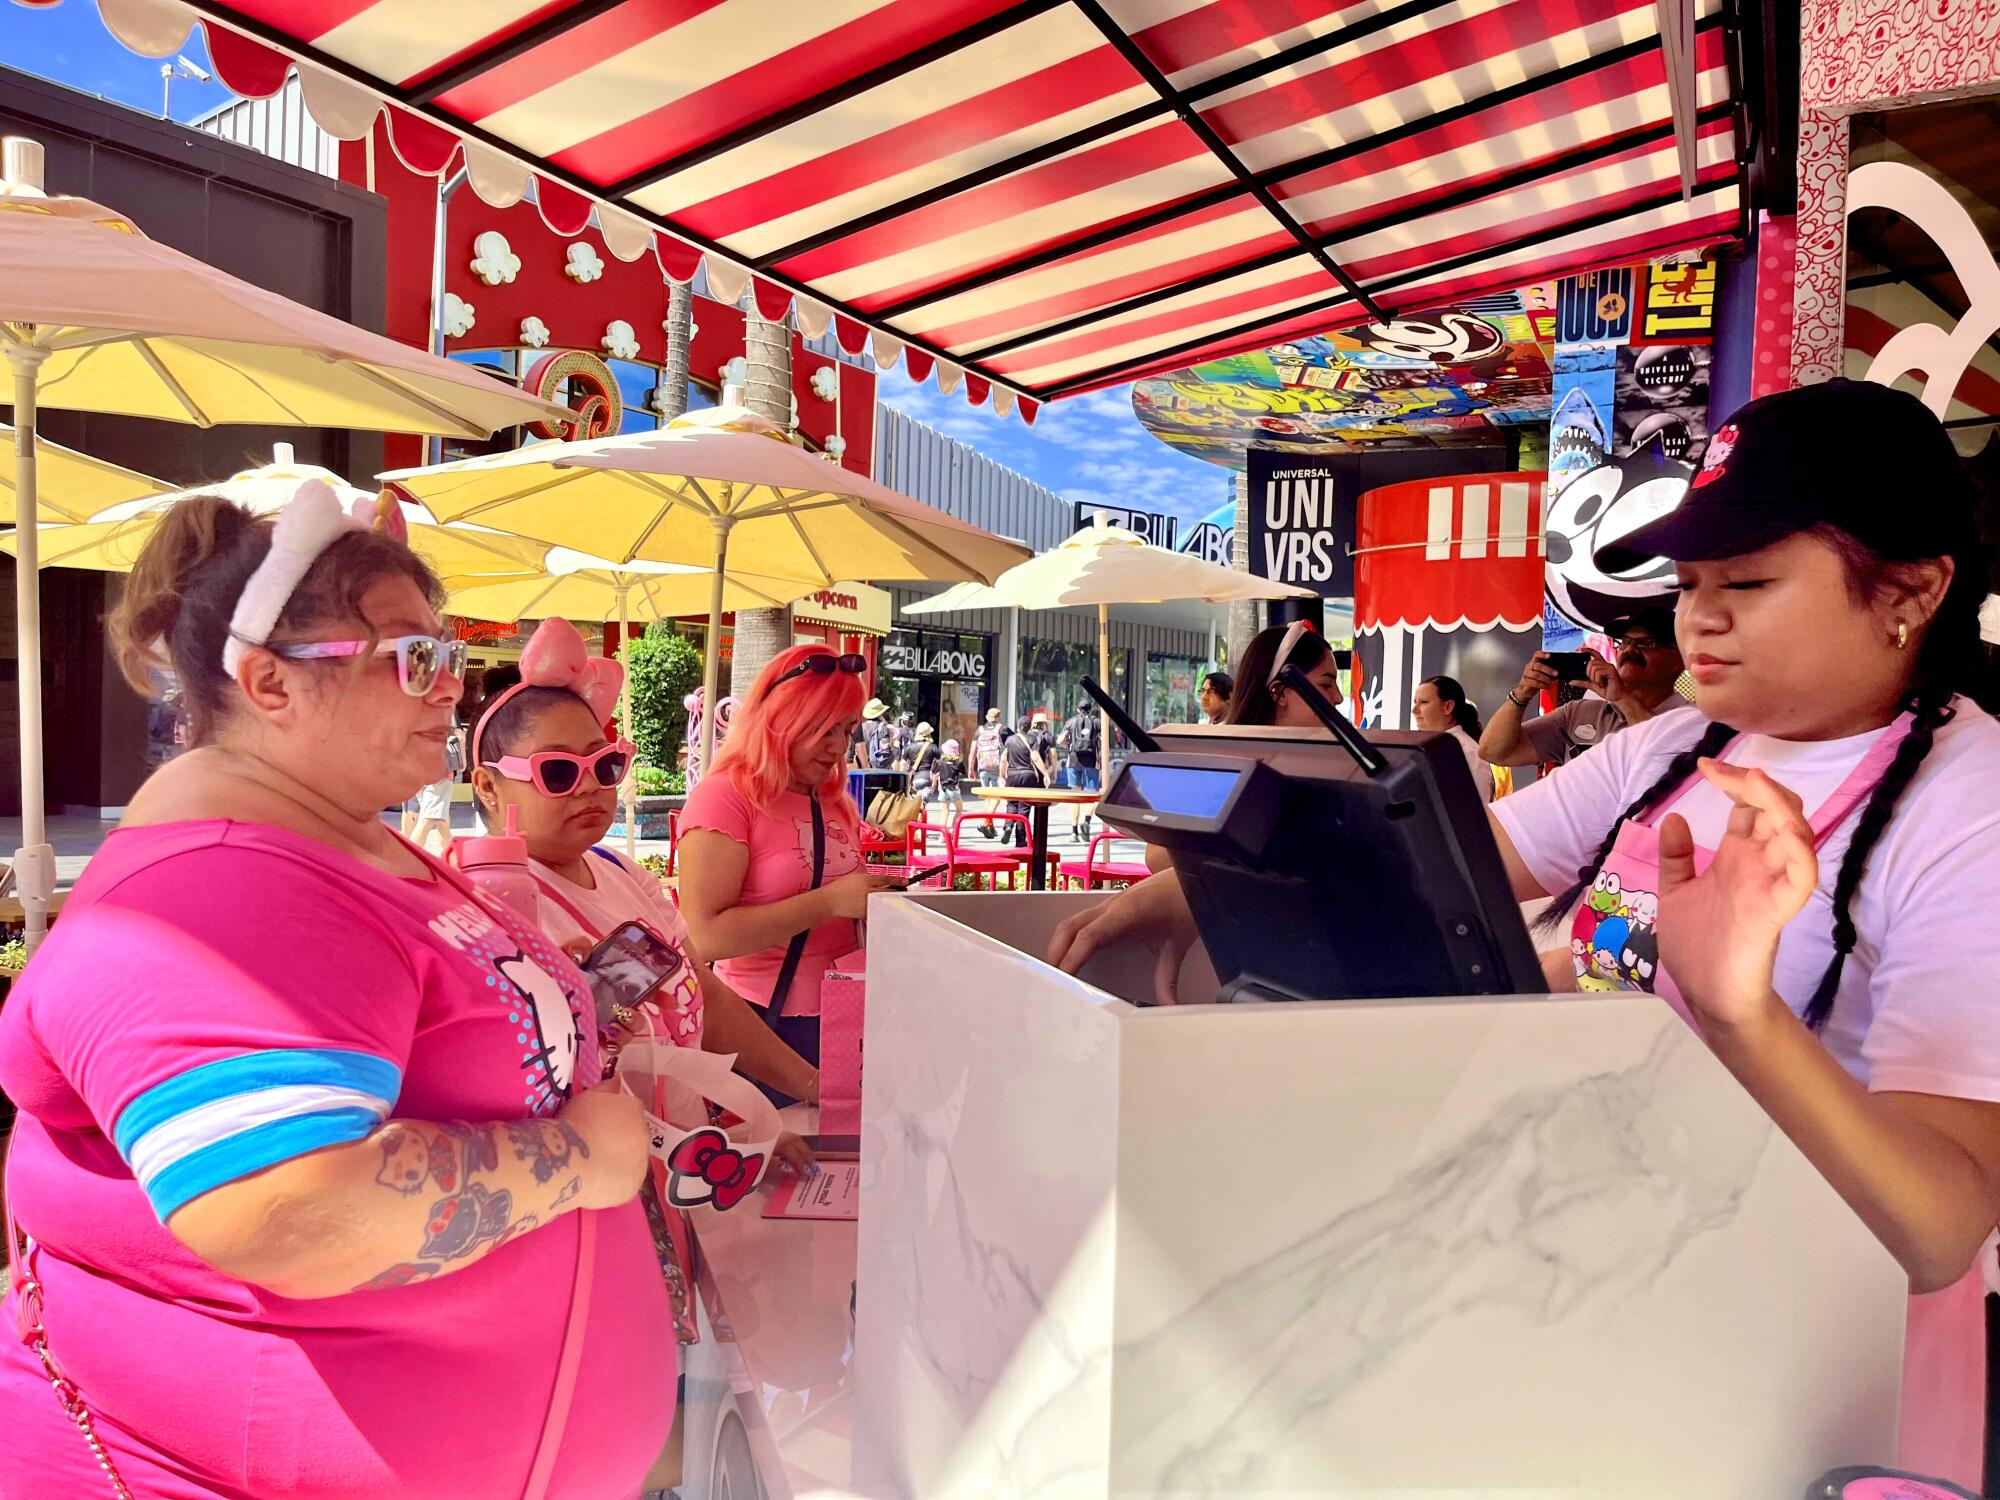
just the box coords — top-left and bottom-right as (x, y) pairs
(1082, 669), (1542, 1003)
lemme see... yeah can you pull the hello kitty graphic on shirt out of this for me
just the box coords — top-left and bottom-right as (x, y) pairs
(791, 805), (862, 881)
(498, 949), (580, 1096)
(429, 892), (593, 1109)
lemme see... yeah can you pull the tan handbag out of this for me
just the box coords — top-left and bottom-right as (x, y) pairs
(866, 790), (926, 840)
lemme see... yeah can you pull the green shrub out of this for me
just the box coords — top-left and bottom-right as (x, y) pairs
(633, 764), (685, 797)
(624, 628), (704, 770)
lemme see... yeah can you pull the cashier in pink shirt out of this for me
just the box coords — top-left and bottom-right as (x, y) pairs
(1050, 381), (2000, 1490)
(0, 484), (668, 1499)
(678, 646), (901, 1102)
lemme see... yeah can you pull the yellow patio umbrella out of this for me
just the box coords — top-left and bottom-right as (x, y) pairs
(0, 423), (167, 522)
(385, 405), (1029, 765)
(0, 137), (562, 947)
(1, 446), (550, 580)
(441, 549), (818, 855)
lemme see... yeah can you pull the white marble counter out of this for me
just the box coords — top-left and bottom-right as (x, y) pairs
(681, 1105), (862, 1500)
(855, 892), (1909, 1499)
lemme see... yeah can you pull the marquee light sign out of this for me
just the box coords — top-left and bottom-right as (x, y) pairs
(522, 349), (624, 440)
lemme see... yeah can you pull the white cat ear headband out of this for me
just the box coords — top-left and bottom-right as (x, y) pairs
(220, 479), (408, 676)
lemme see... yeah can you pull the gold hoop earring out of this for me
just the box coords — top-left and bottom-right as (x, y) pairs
(1897, 621), (1909, 651)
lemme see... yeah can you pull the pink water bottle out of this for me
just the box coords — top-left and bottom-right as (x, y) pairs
(455, 805), (539, 923)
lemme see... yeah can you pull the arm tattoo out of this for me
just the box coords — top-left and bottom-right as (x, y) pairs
(374, 1125), (430, 1195)
(505, 1119), (589, 1185)
(354, 1119), (576, 1292)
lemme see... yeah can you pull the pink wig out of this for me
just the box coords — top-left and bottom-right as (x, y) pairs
(710, 643), (866, 839)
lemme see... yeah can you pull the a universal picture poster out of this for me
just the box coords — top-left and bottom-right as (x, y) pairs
(1612, 344), (1713, 466)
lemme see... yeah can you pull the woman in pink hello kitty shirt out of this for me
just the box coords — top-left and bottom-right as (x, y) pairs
(678, 645), (903, 1102)
(470, 619), (816, 1493)
(0, 486), (670, 1499)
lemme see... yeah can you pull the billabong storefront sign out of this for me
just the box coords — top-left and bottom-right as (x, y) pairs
(882, 629), (986, 679)
(1176, 521), (1229, 566)
(1074, 501), (1177, 551)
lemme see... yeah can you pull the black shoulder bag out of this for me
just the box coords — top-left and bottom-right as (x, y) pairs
(768, 792), (825, 1013)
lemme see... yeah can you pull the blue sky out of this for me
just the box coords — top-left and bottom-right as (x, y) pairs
(1, 2), (232, 122)
(3, 2), (1235, 524)
(879, 379), (1236, 527)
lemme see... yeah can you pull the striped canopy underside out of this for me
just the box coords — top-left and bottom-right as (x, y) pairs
(146, 0), (1743, 413)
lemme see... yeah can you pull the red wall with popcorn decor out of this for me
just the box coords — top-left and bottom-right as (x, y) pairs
(336, 128), (875, 479)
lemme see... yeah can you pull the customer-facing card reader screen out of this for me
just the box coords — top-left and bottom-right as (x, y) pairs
(1107, 762), (1243, 821)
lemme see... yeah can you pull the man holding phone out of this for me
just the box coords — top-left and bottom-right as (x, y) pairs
(1479, 606), (1688, 767)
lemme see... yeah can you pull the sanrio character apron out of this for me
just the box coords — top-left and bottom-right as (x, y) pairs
(1567, 715), (1985, 1489)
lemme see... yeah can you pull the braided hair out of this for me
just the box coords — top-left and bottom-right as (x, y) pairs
(1537, 520), (1995, 1033)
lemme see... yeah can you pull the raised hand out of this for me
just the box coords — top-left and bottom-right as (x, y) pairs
(1657, 760), (1817, 1031)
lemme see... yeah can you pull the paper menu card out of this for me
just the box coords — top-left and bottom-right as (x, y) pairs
(763, 1160), (861, 1221)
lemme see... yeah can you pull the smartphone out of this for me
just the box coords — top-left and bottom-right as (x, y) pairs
(1541, 650), (1595, 683)
(580, 921), (687, 1029)
(901, 862), (951, 889)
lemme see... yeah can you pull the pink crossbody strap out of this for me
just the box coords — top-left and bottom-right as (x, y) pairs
(521, 1209), (597, 1500)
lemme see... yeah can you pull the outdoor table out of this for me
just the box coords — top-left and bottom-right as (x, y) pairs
(967, 785), (1098, 891)
(0, 889), (66, 927)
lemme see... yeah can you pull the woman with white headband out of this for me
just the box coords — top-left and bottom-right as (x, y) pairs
(1221, 618), (1346, 726)
(0, 483), (669, 1498)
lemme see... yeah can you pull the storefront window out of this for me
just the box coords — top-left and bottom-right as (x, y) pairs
(1019, 639), (1131, 730)
(1145, 653), (1204, 727)
(880, 628), (992, 751)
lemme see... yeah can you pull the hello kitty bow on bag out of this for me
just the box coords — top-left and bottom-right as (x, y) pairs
(471, 616), (625, 767)
(615, 1041), (781, 1211)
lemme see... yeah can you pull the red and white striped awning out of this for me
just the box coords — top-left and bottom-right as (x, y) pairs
(71, 0), (1744, 418)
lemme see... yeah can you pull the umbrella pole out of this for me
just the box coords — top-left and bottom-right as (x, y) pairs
(700, 506), (733, 772)
(619, 586), (636, 860)
(9, 344), (52, 954)
(1098, 601), (1112, 806)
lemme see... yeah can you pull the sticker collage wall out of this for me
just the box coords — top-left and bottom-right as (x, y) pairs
(1543, 254), (1719, 647)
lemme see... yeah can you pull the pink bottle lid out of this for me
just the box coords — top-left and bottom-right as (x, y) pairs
(456, 803), (529, 871)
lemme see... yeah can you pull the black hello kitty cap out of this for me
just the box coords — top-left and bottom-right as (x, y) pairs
(1594, 379), (1978, 573)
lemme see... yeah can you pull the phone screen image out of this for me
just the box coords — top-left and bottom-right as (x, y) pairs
(582, 922), (686, 1028)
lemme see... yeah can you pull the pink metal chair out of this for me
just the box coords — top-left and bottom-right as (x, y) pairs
(953, 810), (1034, 866)
(1057, 832), (1153, 890)
(900, 820), (957, 888)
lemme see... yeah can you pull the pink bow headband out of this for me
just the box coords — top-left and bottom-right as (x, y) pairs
(471, 617), (625, 768)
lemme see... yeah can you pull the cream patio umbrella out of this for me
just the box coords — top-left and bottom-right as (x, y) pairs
(441, 549), (820, 856)
(0, 424), (167, 522)
(2, 445), (551, 580)
(907, 516), (1318, 771)
(0, 136), (564, 948)
(385, 405), (1029, 766)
